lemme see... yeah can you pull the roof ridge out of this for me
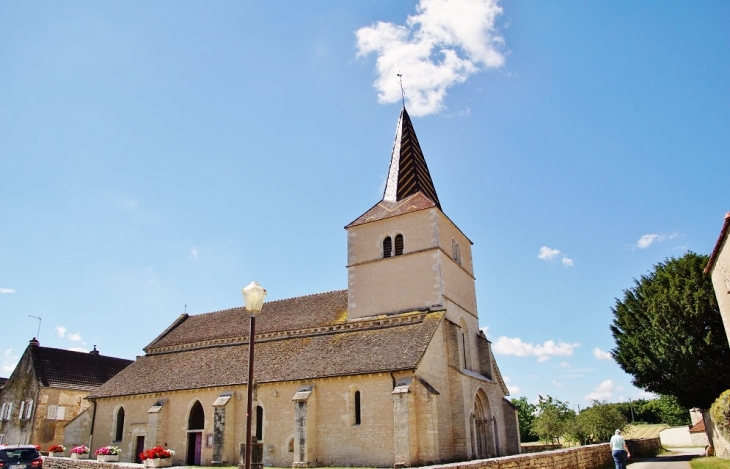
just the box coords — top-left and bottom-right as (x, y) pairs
(189, 289), (348, 317)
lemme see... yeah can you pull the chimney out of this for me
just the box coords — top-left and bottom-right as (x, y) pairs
(29, 338), (40, 348)
(90, 345), (100, 355)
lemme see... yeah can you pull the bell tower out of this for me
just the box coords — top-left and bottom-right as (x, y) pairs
(346, 108), (479, 333)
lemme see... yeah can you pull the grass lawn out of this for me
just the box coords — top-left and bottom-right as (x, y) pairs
(690, 457), (730, 469)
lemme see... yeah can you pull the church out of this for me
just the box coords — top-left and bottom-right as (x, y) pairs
(82, 108), (521, 467)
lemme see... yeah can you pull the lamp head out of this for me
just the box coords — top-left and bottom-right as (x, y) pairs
(242, 281), (267, 315)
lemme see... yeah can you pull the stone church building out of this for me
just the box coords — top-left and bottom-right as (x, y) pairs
(85, 108), (521, 467)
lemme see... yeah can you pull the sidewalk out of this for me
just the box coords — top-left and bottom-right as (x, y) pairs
(627, 447), (705, 469)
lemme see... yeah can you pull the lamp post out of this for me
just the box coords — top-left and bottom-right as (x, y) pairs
(242, 281), (266, 469)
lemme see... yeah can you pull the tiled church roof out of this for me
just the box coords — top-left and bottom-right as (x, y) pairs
(29, 345), (133, 391)
(383, 108), (440, 208)
(348, 108), (441, 227)
(89, 311), (443, 398)
(145, 290), (349, 351)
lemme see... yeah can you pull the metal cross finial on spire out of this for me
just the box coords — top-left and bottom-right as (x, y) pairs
(397, 72), (405, 108)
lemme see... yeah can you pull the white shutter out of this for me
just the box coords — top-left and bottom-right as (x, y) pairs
(47, 405), (57, 420)
(0, 404), (5, 421)
(19, 402), (25, 419)
(25, 401), (33, 419)
(56, 406), (65, 420)
(5, 403), (12, 420)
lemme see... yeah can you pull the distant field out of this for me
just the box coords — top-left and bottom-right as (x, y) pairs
(625, 424), (668, 439)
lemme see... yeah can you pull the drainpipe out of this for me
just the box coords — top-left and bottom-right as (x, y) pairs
(88, 398), (97, 450)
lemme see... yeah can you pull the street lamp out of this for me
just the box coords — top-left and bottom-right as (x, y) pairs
(242, 281), (266, 469)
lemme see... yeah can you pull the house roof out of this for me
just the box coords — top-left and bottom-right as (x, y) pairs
(29, 344), (133, 391)
(89, 310), (444, 398)
(0, 377), (7, 389)
(690, 419), (706, 433)
(346, 192), (437, 228)
(705, 212), (730, 274)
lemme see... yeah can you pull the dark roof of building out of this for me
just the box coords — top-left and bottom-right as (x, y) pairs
(705, 212), (730, 274)
(383, 108), (440, 208)
(0, 377), (7, 388)
(145, 290), (349, 351)
(29, 345), (133, 391)
(89, 311), (443, 398)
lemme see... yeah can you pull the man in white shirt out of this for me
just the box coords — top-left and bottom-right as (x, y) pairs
(610, 429), (631, 469)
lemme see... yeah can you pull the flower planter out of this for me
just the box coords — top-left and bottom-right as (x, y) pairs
(48, 452), (63, 458)
(97, 455), (120, 462)
(143, 458), (172, 468)
(71, 453), (90, 459)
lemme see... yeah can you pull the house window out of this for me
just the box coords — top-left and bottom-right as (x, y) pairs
(394, 234), (404, 256)
(3, 403), (12, 421)
(0, 404), (4, 421)
(255, 406), (263, 441)
(47, 405), (65, 420)
(19, 402), (25, 420)
(115, 407), (125, 441)
(383, 236), (392, 258)
(25, 401), (33, 419)
(287, 438), (294, 453)
(354, 391), (361, 426)
(0, 434), (4, 444)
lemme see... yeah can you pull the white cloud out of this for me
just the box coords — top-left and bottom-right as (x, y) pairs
(593, 347), (612, 361)
(55, 326), (67, 338)
(68, 347), (89, 353)
(114, 196), (139, 211)
(0, 288), (15, 294)
(551, 380), (563, 387)
(635, 390), (657, 400)
(189, 247), (198, 260)
(3, 349), (19, 373)
(635, 233), (679, 249)
(492, 336), (579, 362)
(67, 332), (82, 342)
(355, 0), (506, 116)
(537, 246), (560, 260)
(558, 361), (571, 369)
(585, 379), (615, 401)
(538, 246), (573, 267)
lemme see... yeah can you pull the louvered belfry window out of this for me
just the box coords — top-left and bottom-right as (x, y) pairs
(383, 236), (392, 258)
(394, 234), (404, 256)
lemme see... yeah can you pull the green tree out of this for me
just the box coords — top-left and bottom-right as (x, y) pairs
(511, 397), (538, 442)
(640, 395), (690, 426)
(610, 252), (730, 410)
(566, 401), (628, 445)
(531, 395), (575, 444)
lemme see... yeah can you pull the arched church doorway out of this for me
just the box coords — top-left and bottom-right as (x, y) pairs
(187, 401), (205, 465)
(470, 390), (497, 459)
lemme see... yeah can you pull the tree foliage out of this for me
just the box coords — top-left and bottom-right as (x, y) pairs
(566, 401), (628, 445)
(531, 395), (575, 444)
(511, 397), (538, 442)
(640, 395), (691, 426)
(610, 252), (730, 410)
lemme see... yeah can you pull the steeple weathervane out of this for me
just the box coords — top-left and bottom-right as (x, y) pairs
(397, 72), (405, 108)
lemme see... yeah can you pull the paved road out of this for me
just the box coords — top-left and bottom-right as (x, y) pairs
(627, 447), (705, 469)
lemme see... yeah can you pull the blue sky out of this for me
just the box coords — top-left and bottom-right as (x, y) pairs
(1, 0), (728, 409)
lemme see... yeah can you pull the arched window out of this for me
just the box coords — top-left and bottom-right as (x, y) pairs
(383, 236), (392, 258)
(114, 407), (125, 441)
(188, 401), (204, 430)
(394, 234), (404, 256)
(354, 391), (361, 425)
(255, 405), (263, 441)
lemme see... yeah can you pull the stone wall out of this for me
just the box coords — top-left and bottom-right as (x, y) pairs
(43, 439), (660, 469)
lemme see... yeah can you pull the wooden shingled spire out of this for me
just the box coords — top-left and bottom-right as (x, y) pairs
(383, 107), (441, 209)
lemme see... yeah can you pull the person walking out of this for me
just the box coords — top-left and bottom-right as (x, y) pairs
(610, 429), (631, 469)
